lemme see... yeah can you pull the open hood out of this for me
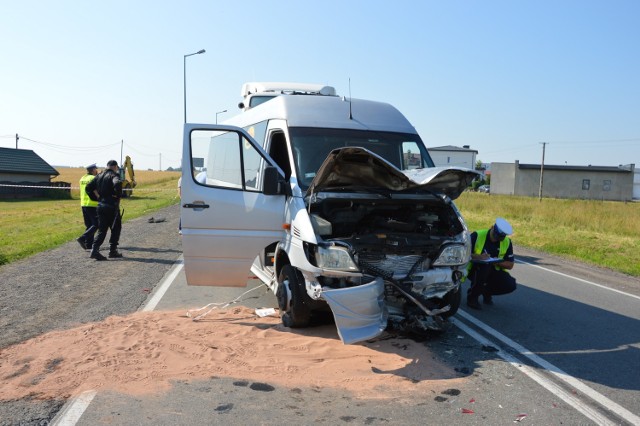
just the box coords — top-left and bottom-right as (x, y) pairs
(305, 147), (479, 200)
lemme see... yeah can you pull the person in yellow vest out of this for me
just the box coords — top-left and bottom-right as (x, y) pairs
(466, 217), (517, 309)
(76, 163), (99, 250)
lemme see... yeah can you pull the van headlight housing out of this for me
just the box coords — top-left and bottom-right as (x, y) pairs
(315, 245), (359, 271)
(433, 244), (469, 266)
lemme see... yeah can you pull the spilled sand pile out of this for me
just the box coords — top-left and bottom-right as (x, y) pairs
(0, 307), (463, 400)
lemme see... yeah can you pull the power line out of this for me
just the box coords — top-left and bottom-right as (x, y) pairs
(547, 138), (640, 145)
(20, 136), (120, 151)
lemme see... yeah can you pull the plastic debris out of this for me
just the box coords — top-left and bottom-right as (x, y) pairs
(255, 307), (277, 317)
(461, 408), (475, 414)
(514, 413), (527, 422)
(469, 398), (476, 403)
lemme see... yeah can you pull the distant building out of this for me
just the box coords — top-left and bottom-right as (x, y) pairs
(491, 161), (635, 201)
(427, 145), (478, 170)
(0, 147), (61, 198)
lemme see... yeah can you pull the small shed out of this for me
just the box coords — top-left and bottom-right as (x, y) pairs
(0, 147), (62, 198)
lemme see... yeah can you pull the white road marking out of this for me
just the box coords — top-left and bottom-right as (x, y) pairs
(456, 310), (640, 425)
(517, 259), (640, 301)
(51, 257), (184, 425)
(141, 257), (184, 312)
(50, 391), (97, 426)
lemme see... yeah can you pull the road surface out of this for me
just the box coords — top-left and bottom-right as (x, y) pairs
(1, 204), (639, 425)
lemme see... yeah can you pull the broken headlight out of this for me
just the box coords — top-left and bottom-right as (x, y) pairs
(433, 244), (469, 266)
(316, 245), (359, 271)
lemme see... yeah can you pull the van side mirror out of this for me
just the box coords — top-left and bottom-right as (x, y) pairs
(263, 166), (284, 195)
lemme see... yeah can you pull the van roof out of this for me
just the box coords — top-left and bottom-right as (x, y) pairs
(225, 94), (417, 134)
(240, 82), (336, 98)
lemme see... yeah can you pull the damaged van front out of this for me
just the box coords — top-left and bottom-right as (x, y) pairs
(280, 147), (477, 343)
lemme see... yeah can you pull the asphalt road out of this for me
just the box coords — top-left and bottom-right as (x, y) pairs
(54, 249), (640, 425)
(1, 204), (639, 425)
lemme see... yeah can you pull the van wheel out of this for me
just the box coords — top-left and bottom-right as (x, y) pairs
(439, 288), (461, 318)
(277, 265), (311, 328)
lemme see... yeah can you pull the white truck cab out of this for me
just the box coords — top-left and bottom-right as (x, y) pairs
(181, 84), (478, 344)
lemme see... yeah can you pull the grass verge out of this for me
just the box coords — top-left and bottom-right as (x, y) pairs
(2, 175), (639, 277)
(0, 170), (180, 266)
(456, 192), (640, 277)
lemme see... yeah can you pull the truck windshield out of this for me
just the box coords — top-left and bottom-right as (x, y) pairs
(288, 127), (435, 190)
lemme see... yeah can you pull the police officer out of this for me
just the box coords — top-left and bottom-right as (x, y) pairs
(466, 217), (517, 309)
(85, 160), (123, 261)
(76, 163), (99, 250)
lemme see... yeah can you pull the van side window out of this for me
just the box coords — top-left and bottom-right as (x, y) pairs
(268, 132), (291, 180)
(190, 129), (269, 192)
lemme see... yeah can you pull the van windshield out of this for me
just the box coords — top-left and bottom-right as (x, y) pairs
(288, 127), (435, 190)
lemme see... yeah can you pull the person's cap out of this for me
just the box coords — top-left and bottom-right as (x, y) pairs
(106, 160), (118, 167)
(86, 163), (97, 171)
(494, 217), (513, 236)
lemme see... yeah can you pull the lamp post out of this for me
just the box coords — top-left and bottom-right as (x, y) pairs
(183, 49), (206, 123)
(216, 109), (227, 124)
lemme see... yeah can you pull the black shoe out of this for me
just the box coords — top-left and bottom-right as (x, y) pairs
(108, 250), (123, 258)
(483, 295), (494, 305)
(91, 252), (107, 261)
(76, 237), (87, 250)
(467, 296), (482, 310)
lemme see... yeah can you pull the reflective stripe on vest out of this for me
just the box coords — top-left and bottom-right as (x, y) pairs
(80, 174), (98, 207)
(469, 228), (511, 272)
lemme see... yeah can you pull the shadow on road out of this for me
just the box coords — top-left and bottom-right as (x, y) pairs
(459, 279), (640, 392)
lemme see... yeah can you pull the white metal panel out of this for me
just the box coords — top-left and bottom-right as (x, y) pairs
(181, 124), (286, 287)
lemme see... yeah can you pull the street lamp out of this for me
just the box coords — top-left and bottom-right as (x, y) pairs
(216, 109), (227, 124)
(183, 49), (206, 123)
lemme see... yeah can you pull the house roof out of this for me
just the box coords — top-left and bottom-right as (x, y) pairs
(428, 145), (479, 154)
(0, 147), (59, 176)
(517, 163), (633, 173)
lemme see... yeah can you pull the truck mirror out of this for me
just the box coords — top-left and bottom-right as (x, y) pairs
(263, 166), (283, 195)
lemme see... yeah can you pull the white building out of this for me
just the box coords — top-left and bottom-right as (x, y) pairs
(427, 145), (478, 170)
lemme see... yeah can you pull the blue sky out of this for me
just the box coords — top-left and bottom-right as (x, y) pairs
(1, 0), (638, 171)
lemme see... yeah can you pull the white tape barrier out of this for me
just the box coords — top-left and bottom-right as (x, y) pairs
(0, 183), (176, 192)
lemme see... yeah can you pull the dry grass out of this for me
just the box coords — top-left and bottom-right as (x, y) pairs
(53, 167), (179, 197)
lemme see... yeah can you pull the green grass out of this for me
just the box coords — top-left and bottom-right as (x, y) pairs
(456, 192), (640, 276)
(0, 176), (180, 266)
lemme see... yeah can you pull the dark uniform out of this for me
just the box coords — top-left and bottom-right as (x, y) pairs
(85, 160), (123, 260)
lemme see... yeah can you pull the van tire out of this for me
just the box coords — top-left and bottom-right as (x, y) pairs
(278, 265), (312, 328)
(440, 287), (462, 318)
(439, 287), (461, 318)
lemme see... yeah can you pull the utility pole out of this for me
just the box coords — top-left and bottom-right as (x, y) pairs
(538, 142), (547, 201)
(120, 139), (124, 166)
(159, 153), (162, 171)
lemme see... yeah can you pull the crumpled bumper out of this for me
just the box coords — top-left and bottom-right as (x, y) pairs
(322, 277), (387, 344)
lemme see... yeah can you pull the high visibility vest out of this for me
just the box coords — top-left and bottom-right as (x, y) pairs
(469, 229), (511, 273)
(80, 174), (98, 207)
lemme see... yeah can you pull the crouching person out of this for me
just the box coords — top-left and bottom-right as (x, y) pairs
(466, 217), (517, 309)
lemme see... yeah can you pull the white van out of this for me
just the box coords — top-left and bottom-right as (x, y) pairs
(180, 84), (478, 344)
